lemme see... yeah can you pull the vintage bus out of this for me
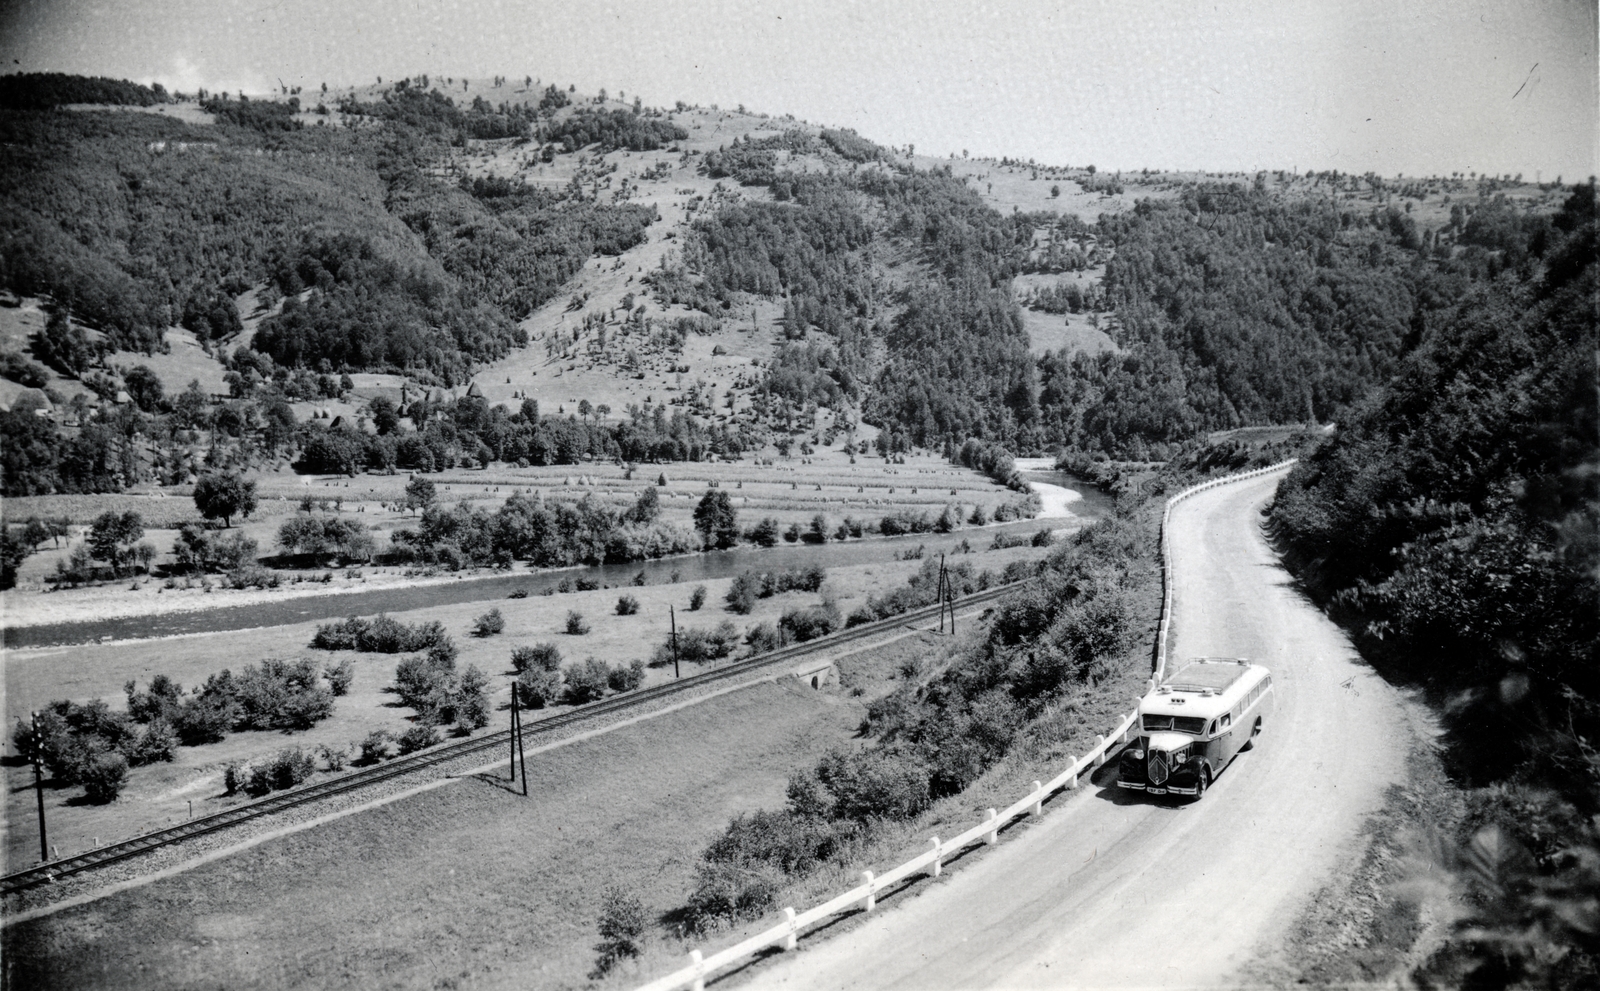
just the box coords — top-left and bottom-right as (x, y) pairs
(1117, 657), (1274, 799)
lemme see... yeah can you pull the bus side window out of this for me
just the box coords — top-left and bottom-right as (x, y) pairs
(1221, 713), (1231, 729)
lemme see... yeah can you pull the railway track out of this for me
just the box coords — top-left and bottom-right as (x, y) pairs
(2, 580), (1028, 898)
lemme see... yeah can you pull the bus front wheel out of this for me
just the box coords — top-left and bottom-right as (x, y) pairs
(1192, 768), (1210, 800)
(1241, 717), (1262, 751)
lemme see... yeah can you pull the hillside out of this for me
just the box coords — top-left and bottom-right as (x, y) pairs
(0, 71), (1578, 507)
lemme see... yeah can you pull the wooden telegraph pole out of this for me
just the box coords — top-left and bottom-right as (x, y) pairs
(508, 686), (528, 796)
(670, 604), (681, 679)
(31, 711), (48, 863)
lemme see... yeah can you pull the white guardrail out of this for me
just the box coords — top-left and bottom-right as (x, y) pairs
(634, 459), (1299, 991)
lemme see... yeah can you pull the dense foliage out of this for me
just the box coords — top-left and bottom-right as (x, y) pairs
(1268, 183), (1598, 988)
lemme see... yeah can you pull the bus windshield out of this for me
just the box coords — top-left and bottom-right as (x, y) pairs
(1142, 714), (1208, 735)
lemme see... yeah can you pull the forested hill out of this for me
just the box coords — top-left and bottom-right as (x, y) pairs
(0, 78), (671, 383)
(0, 72), (1580, 499)
(1269, 184), (1597, 988)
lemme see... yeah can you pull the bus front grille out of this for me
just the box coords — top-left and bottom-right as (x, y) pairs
(1148, 751), (1169, 785)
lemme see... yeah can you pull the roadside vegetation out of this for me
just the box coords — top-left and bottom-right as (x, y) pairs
(1268, 183), (1597, 988)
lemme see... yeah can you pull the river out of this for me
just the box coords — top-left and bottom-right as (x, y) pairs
(4, 473), (1109, 649)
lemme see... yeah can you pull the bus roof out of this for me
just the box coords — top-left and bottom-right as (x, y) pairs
(1163, 658), (1250, 693)
(1141, 658), (1270, 724)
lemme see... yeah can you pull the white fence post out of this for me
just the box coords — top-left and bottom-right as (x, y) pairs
(862, 871), (876, 912)
(783, 906), (797, 950)
(929, 836), (942, 876)
(1066, 758), (1078, 788)
(985, 808), (1000, 845)
(1094, 734), (1107, 765)
(1032, 781), (1044, 817)
(690, 949), (705, 991)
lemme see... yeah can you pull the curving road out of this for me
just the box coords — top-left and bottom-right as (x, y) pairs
(756, 468), (1413, 990)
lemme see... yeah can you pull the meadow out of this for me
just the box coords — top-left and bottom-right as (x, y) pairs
(3, 536), (1057, 870)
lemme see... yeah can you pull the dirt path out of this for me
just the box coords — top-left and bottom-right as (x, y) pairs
(753, 468), (1414, 990)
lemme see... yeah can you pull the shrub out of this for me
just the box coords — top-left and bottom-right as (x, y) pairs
(653, 621), (741, 666)
(452, 665), (492, 730)
(688, 585), (707, 610)
(324, 658), (354, 696)
(608, 658), (646, 693)
(232, 658), (336, 731)
(472, 608), (506, 637)
(779, 602), (840, 643)
(358, 730), (392, 764)
(264, 746), (317, 790)
(575, 577), (600, 592)
(511, 642), (563, 673)
(724, 573), (758, 614)
(615, 594), (640, 616)
(565, 610), (590, 635)
(319, 744), (349, 772)
(746, 516), (781, 547)
(224, 761), (247, 795)
(394, 654), (452, 711)
(592, 886), (649, 977)
(745, 622), (783, 654)
(80, 751), (129, 804)
(563, 657), (611, 704)
(813, 747), (931, 822)
(684, 860), (783, 935)
(1031, 528), (1056, 547)
(516, 667), (564, 708)
(397, 723), (442, 754)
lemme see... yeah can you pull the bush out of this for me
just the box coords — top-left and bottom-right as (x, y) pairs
(813, 747), (931, 822)
(358, 730), (392, 764)
(779, 602), (840, 643)
(511, 642), (562, 673)
(452, 665), (492, 730)
(319, 744), (348, 772)
(224, 761), (247, 795)
(615, 594), (640, 616)
(592, 886), (649, 977)
(312, 615), (453, 656)
(1031, 528), (1056, 547)
(683, 860), (784, 935)
(472, 608), (506, 637)
(232, 658), (336, 731)
(324, 658), (353, 696)
(563, 657), (612, 704)
(745, 622), (783, 654)
(688, 585), (707, 610)
(516, 667), (564, 708)
(608, 658), (646, 693)
(242, 747), (317, 797)
(80, 751), (128, 804)
(724, 573), (758, 614)
(652, 621), (741, 666)
(397, 723), (442, 754)
(565, 610), (590, 635)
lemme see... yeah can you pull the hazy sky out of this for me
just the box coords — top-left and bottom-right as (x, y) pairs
(3, 0), (1594, 178)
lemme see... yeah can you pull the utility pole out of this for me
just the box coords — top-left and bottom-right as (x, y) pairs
(939, 554), (947, 634)
(509, 689), (519, 783)
(670, 605), (680, 679)
(30, 711), (48, 863)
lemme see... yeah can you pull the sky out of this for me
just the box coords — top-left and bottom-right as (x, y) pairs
(2, 0), (1594, 179)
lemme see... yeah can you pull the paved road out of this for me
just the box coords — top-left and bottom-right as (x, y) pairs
(756, 468), (1412, 990)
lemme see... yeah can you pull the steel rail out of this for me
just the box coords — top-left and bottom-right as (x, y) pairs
(2, 579), (1029, 898)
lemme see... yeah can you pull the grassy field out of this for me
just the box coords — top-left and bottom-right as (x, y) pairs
(2, 452), (1026, 602)
(2, 565), (1156, 991)
(1, 628), (953, 991)
(2, 539), (1053, 869)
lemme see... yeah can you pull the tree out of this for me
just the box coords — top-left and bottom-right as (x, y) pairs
(87, 510), (144, 576)
(368, 396), (400, 435)
(693, 489), (739, 549)
(404, 476), (436, 514)
(193, 470), (258, 527)
(122, 365), (166, 412)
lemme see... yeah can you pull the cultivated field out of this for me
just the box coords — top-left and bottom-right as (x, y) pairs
(3, 536), (1058, 870)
